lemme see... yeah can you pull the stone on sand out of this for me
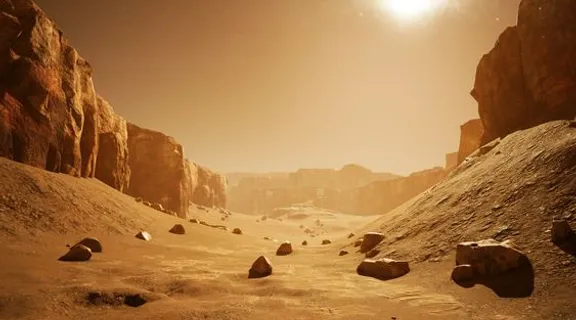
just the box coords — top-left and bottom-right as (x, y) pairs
(360, 232), (385, 253)
(321, 239), (332, 245)
(302, 240), (308, 246)
(348, 232), (355, 239)
(357, 258), (410, 280)
(135, 231), (152, 241)
(169, 224), (186, 235)
(455, 239), (529, 276)
(74, 237), (102, 253)
(354, 239), (363, 247)
(232, 228), (243, 235)
(339, 250), (349, 256)
(249, 256), (273, 279)
(276, 241), (293, 256)
(189, 218), (199, 223)
(59, 244), (92, 262)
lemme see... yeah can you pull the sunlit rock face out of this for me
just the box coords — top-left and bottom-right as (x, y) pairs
(95, 96), (130, 192)
(0, 0), (99, 177)
(191, 163), (228, 208)
(125, 123), (192, 218)
(457, 119), (484, 164)
(471, 0), (576, 142)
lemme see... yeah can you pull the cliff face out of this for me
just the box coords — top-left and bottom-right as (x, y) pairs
(191, 163), (228, 208)
(0, 0), (99, 177)
(0, 0), (227, 217)
(471, 0), (576, 141)
(457, 119), (484, 164)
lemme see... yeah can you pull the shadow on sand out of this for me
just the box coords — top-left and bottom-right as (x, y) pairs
(454, 259), (535, 298)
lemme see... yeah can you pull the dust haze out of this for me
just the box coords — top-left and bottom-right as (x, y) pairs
(1, 0), (575, 320)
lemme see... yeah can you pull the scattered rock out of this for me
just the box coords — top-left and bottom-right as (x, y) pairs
(74, 237), (102, 253)
(151, 203), (165, 212)
(357, 258), (410, 280)
(248, 256), (273, 278)
(360, 232), (385, 253)
(276, 241), (293, 256)
(339, 250), (349, 256)
(451, 264), (475, 282)
(321, 239), (332, 245)
(59, 244), (92, 262)
(232, 228), (243, 235)
(143, 201), (152, 207)
(169, 224), (186, 235)
(354, 239), (363, 247)
(302, 240), (308, 246)
(551, 218), (575, 244)
(455, 239), (529, 276)
(135, 231), (152, 241)
(189, 218), (199, 223)
(348, 232), (355, 239)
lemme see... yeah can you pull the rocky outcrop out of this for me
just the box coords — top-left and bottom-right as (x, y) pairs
(357, 258), (410, 280)
(191, 164), (227, 208)
(445, 152), (458, 170)
(95, 96), (130, 192)
(457, 119), (484, 164)
(0, 0), (99, 177)
(125, 123), (191, 218)
(471, 0), (576, 142)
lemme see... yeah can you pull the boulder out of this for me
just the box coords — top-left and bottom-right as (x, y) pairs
(74, 237), (102, 253)
(189, 218), (199, 224)
(451, 264), (475, 282)
(232, 228), (242, 235)
(169, 224), (186, 235)
(347, 232), (355, 239)
(321, 239), (331, 245)
(302, 240), (308, 246)
(455, 239), (529, 276)
(360, 232), (385, 253)
(125, 123), (191, 218)
(135, 231), (152, 241)
(551, 219), (575, 244)
(357, 258), (410, 280)
(276, 241), (293, 256)
(0, 1), (99, 177)
(248, 256), (272, 279)
(59, 244), (92, 262)
(94, 96), (130, 192)
(339, 250), (349, 256)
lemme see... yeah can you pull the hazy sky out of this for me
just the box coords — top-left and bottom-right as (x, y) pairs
(34, 0), (520, 175)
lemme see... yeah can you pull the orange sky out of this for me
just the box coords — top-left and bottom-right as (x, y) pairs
(35, 0), (520, 175)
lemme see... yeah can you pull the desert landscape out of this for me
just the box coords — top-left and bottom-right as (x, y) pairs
(1, 0), (576, 319)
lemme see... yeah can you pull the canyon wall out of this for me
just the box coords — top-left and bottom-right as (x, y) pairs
(470, 0), (576, 143)
(457, 119), (484, 164)
(0, 0), (227, 218)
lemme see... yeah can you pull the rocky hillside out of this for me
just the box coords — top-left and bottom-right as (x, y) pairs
(0, 0), (226, 217)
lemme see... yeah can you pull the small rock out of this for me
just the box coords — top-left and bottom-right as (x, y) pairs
(321, 239), (332, 245)
(451, 264), (475, 282)
(354, 239), (363, 247)
(276, 241), (293, 256)
(348, 232), (355, 239)
(74, 237), (102, 253)
(232, 228), (243, 235)
(360, 232), (385, 253)
(302, 240), (308, 246)
(59, 244), (92, 262)
(357, 258), (410, 280)
(151, 203), (164, 212)
(143, 201), (152, 207)
(135, 231), (152, 241)
(169, 224), (186, 235)
(339, 250), (349, 256)
(135, 197), (143, 203)
(189, 218), (199, 223)
(249, 256), (273, 278)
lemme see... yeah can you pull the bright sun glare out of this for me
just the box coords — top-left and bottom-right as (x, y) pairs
(381, 0), (442, 21)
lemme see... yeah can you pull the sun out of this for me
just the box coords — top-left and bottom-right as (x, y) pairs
(380, 0), (442, 20)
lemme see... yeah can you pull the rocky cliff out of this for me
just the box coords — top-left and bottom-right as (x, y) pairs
(457, 119), (484, 164)
(471, 0), (576, 142)
(0, 0), (227, 218)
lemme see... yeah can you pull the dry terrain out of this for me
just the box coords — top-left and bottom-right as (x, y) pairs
(1, 121), (576, 320)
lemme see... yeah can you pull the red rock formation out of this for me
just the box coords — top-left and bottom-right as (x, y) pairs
(471, 0), (576, 141)
(192, 164), (227, 208)
(445, 152), (458, 170)
(125, 123), (191, 218)
(457, 119), (484, 164)
(0, 0), (99, 177)
(95, 96), (130, 192)
(355, 167), (447, 215)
